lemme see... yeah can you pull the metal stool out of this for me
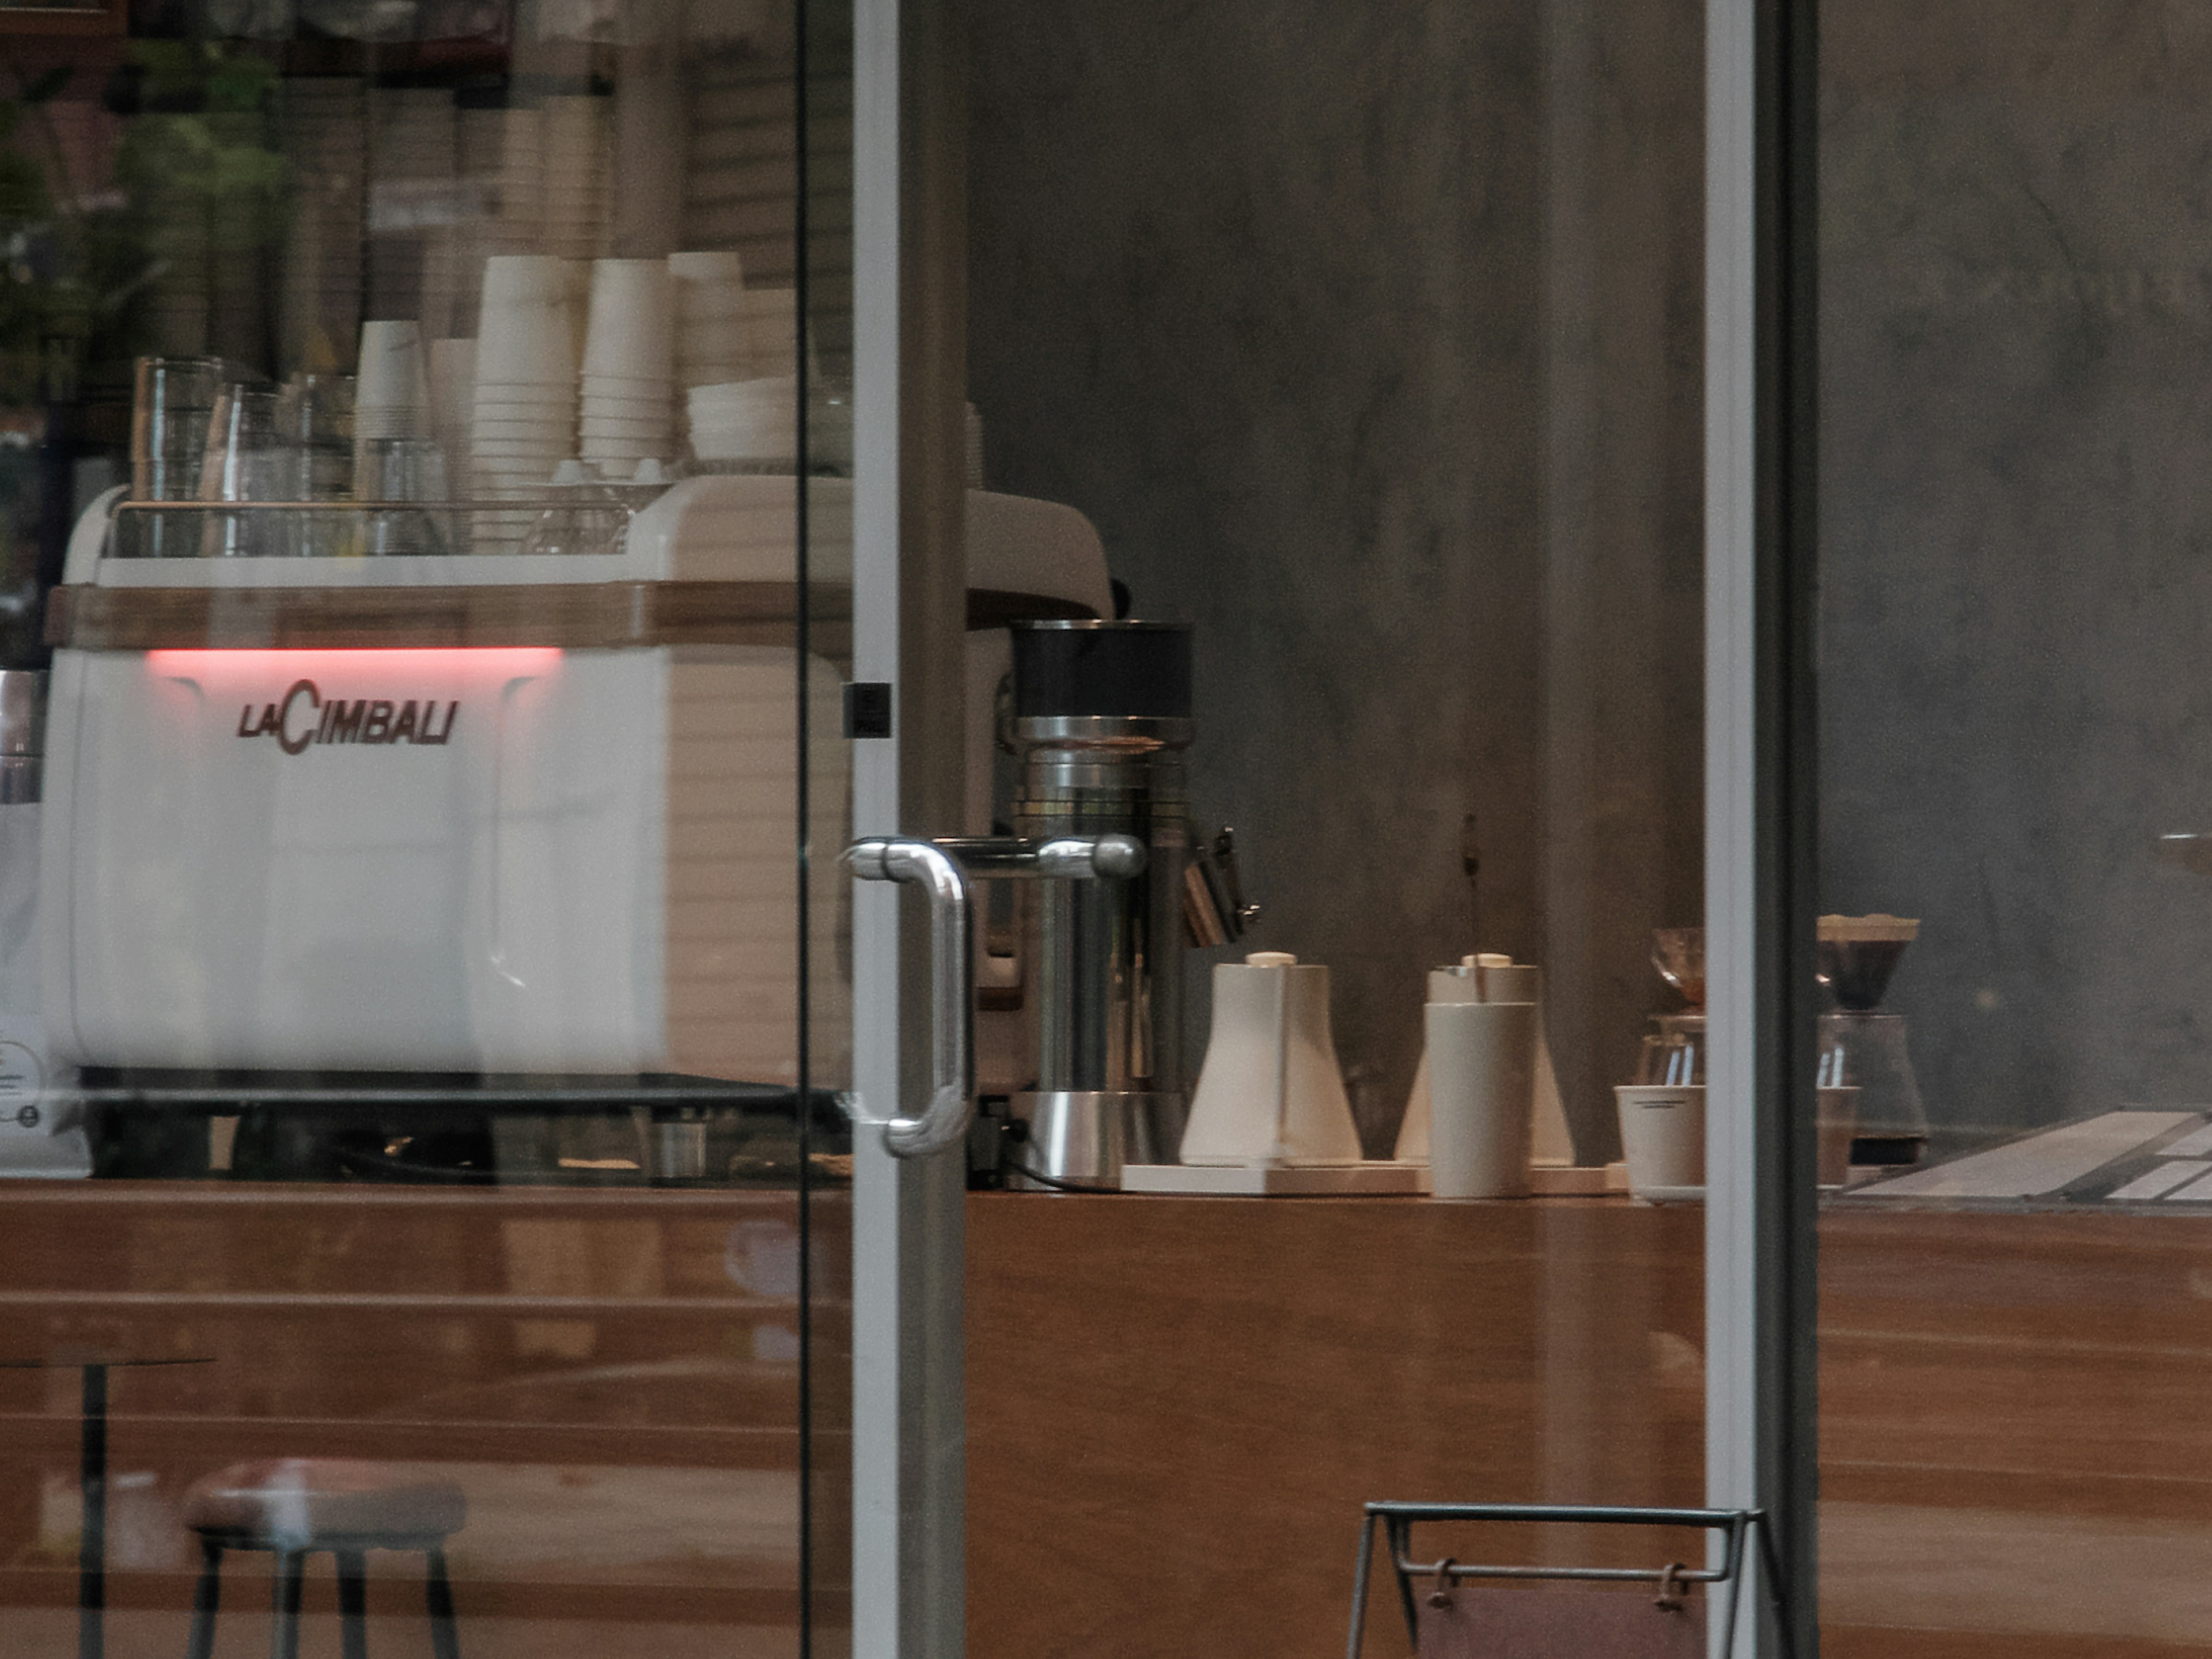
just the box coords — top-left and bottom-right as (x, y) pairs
(183, 1458), (464, 1659)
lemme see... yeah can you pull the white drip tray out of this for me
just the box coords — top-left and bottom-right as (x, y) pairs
(1120, 1161), (1425, 1195)
(1119, 1161), (1631, 1196)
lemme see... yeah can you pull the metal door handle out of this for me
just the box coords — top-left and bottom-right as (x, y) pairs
(850, 838), (975, 1158)
(848, 832), (1146, 1158)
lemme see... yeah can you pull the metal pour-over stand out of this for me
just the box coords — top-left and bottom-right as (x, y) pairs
(1347, 1503), (1793, 1659)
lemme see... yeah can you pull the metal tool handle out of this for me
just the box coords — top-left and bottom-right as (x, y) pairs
(847, 833), (1146, 1158)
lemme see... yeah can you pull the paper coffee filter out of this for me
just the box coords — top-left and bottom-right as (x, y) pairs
(1817, 913), (1920, 942)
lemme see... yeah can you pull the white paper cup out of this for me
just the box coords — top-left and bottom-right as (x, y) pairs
(669, 249), (744, 286)
(476, 300), (577, 387)
(480, 254), (570, 307)
(1615, 1085), (1705, 1199)
(470, 431), (571, 449)
(581, 257), (674, 380)
(1424, 1001), (1536, 1198)
(580, 393), (671, 413)
(473, 393), (575, 414)
(472, 446), (570, 463)
(356, 320), (427, 419)
(472, 452), (567, 466)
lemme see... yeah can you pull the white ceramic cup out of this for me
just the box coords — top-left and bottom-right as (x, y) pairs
(1615, 1085), (1705, 1198)
(1425, 1000), (1536, 1198)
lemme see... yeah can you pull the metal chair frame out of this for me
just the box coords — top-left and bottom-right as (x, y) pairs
(1347, 1502), (1794, 1659)
(185, 1525), (460, 1659)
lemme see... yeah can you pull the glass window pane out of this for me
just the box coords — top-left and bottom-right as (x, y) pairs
(0, 0), (852, 1653)
(1817, 8), (2207, 1652)
(961, 6), (1710, 1652)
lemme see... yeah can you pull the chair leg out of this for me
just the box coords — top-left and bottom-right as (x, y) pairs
(268, 1549), (305, 1659)
(336, 1550), (369, 1659)
(424, 1547), (460, 1659)
(184, 1538), (222, 1659)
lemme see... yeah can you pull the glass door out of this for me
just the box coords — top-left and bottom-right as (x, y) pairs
(838, 1), (1750, 1653)
(0, 0), (855, 1655)
(1812, 5), (2212, 1654)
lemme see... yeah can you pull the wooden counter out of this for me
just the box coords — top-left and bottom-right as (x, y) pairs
(2, 1183), (2208, 1655)
(968, 1194), (2212, 1659)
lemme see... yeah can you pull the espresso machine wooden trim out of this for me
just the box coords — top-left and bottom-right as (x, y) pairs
(44, 582), (1090, 654)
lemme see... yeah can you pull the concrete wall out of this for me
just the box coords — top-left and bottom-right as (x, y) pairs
(965, 0), (1705, 1158)
(1820, 3), (2212, 1138)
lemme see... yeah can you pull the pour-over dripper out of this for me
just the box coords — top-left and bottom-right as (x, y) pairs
(1814, 914), (1927, 1163)
(1816, 914), (1919, 1012)
(1651, 928), (1705, 1008)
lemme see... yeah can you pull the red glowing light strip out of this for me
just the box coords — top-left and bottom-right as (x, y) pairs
(146, 647), (563, 680)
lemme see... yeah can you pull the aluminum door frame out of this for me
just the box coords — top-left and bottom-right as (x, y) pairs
(850, 1), (969, 1656)
(1706, 0), (1819, 1653)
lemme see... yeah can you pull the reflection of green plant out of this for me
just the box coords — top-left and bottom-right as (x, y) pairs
(111, 43), (289, 354)
(0, 40), (286, 407)
(0, 63), (71, 407)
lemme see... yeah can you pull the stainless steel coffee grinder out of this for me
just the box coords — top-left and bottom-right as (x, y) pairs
(1003, 620), (1198, 1188)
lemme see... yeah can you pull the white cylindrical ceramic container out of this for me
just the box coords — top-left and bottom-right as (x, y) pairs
(1424, 999), (1537, 1198)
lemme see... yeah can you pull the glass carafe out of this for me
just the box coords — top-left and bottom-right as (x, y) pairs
(1816, 1010), (1927, 1164)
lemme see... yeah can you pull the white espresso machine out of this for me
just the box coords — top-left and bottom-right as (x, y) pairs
(40, 477), (1112, 1141)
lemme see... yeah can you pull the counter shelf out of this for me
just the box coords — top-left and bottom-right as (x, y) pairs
(64, 1071), (855, 1187)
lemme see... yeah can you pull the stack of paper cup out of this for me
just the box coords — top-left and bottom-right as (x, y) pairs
(354, 321), (430, 490)
(540, 96), (612, 259)
(669, 252), (747, 391)
(578, 259), (673, 475)
(688, 377), (797, 468)
(471, 256), (577, 550)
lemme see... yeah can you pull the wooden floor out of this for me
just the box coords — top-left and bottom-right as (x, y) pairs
(968, 1195), (2212, 1658)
